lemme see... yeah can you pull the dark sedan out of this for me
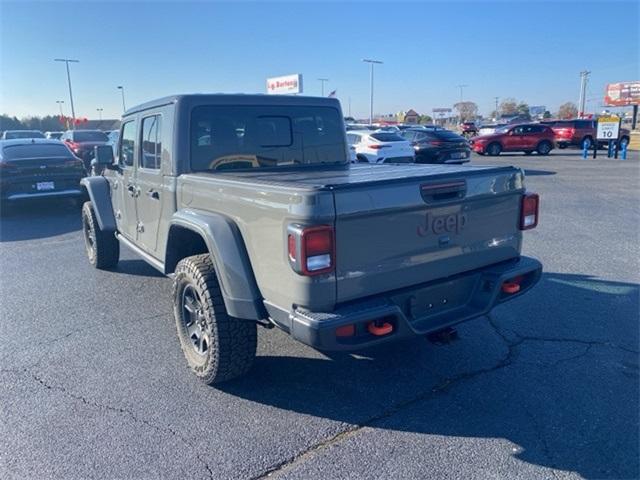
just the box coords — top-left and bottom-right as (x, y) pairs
(0, 139), (86, 203)
(400, 128), (471, 164)
(60, 129), (109, 169)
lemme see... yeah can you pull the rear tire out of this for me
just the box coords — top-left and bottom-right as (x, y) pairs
(486, 143), (502, 156)
(173, 254), (257, 385)
(536, 141), (552, 156)
(82, 201), (119, 269)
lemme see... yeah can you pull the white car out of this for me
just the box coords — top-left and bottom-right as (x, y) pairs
(346, 130), (415, 164)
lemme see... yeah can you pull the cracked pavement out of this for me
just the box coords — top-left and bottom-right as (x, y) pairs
(1, 151), (638, 479)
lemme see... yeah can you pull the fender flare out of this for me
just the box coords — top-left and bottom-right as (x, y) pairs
(168, 209), (265, 321)
(80, 176), (116, 231)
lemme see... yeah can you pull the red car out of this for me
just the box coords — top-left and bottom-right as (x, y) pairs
(545, 119), (630, 149)
(471, 124), (555, 156)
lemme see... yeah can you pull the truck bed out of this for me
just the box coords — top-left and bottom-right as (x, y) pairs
(191, 163), (519, 191)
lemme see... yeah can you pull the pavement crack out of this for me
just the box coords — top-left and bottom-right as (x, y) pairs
(30, 371), (213, 480)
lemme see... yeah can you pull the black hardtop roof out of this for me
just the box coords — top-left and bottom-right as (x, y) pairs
(123, 93), (342, 117)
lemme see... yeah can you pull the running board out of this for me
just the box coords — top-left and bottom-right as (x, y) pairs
(115, 233), (166, 274)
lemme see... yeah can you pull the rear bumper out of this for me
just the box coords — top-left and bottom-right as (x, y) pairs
(288, 256), (542, 351)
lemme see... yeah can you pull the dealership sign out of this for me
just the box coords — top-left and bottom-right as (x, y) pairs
(266, 74), (303, 94)
(604, 81), (640, 106)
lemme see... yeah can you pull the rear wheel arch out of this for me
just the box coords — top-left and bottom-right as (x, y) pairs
(166, 213), (266, 321)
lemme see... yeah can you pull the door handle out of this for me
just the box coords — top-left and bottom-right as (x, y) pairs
(146, 189), (160, 200)
(127, 184), (140, 197)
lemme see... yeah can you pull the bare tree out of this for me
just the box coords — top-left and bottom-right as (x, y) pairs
(454, 101), (478, 122)
(557, 102), (578, 119)
(499, 98), (518, 116)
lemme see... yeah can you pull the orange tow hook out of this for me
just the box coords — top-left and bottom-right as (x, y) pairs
(367, 320), (393, 336)
(502, 281), (521, 294)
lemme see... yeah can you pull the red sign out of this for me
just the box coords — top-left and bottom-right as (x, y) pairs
(605, 81), (640, 106)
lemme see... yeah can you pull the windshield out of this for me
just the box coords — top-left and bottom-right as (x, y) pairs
(73, 131), (108, 142)
(190, 105), (346, 171)
(370, 132), (405, 142)
(2, 143), (72, 160)
(4, 131), (45, 139)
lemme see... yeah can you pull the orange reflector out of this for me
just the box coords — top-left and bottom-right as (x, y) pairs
(502, 282), (521, 294)
(367, 321), (393, 336)
(335, 325), (355, 337)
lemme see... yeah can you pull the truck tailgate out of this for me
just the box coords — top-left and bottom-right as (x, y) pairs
(333, 166), (524, 303)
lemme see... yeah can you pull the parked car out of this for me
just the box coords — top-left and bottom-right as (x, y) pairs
(44, 131), (64, 140)
(470, 124), (555, 156)
(60, 129), (109, 169)
(0, 139), (85, 203)
(1, 130), (45, 140)
(459, 121), (478, 137)
(345, 123), (378, 131)
(81, 93), (542, 384)
(477, 124), (506, 136)
(346, 130), (415, 163)
(400, 128), (470, 164)
(547, 119), (630, 149)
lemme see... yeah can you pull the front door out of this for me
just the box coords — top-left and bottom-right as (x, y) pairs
(113, 119), (138, 241)
(135, 114), (164, 255)
(504, 126), (525, 151)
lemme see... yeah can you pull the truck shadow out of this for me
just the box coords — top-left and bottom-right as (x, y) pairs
(0, 199), (82, 242)
(522, 169), (556, 176)
(220, 272), (639, 479)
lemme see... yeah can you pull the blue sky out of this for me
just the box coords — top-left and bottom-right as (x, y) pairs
(1, 0), (638, 120)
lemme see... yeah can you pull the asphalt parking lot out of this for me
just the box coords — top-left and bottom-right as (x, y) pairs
(1, 150), (638, 480)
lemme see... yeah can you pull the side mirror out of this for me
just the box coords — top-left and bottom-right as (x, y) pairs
(93, 145), (114, 166)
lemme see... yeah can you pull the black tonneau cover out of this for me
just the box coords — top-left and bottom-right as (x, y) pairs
(192, 163), (519, 190)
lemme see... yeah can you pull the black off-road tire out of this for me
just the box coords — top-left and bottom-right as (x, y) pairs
(82, 201), (119, 269)
(536, 141), (552, 156)
(173, 254), (257, 384)
(486, 142), (502, 156)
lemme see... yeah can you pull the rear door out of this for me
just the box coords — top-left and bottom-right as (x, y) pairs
(521, 125), (540, 149)
(135, 114), (164, 255)
(333, 168), (524, 303)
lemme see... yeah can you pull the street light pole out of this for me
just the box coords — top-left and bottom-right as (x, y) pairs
(96, 108), (103, 120)
(578, 70), (590, 118)
(318, 78), (329, 97)
(457, 84), (468, 103)
(363, 58), (383, 125)
(117, 86), (126, 112)
(56, 100), (65, 117)
(494, 96), (499, 119)
(54, 58), (79, 129)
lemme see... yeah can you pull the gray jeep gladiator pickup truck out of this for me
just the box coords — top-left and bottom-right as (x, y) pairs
(81, 94), (542, 384)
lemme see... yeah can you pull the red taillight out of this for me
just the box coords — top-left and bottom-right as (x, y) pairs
(520, 193), (539, 230)
(287, 225), (335, 276)
(368, 144), (389, 150)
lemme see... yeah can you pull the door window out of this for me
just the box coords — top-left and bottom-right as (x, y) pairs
(140, 115), (162, 169)
(119, 121), (136, 167)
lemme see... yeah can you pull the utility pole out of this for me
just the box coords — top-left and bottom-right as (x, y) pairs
(348, 97), (352, 117)
(54, 58), (79, 129)
(494, 96), (499, 118)
(318, 78), (329, 97)
(363, 58), (383, 124)
(117, 85), (126, 112)
(457, 84), (468, 103)
(96, 108), (103, 120)
(578, 70), (591, 118)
